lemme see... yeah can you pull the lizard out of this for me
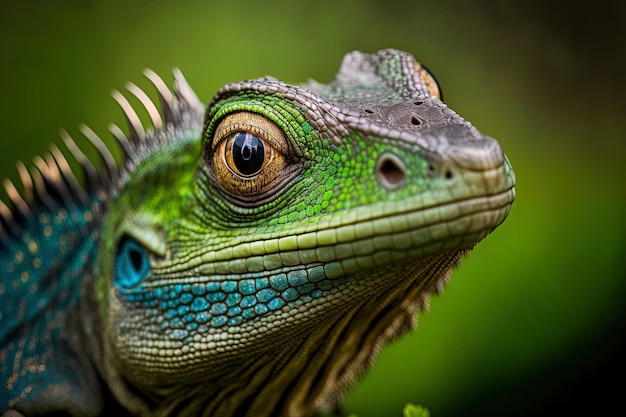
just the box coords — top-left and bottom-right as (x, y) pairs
(0, 49), (515, 417)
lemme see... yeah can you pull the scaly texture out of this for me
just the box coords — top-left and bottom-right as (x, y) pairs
(0, 49), (515, 417)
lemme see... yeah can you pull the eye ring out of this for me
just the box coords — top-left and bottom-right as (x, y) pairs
(211, 112), (289, 198)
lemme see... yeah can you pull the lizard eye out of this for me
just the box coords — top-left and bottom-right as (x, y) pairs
(114, 237), (151, 289)
(225, 131), (267, 176)
(416, 62), (443, 101)
(212, 112), (288, 197)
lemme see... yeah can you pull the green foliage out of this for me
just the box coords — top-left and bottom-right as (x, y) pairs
(403, 404), (430, 417)
(324, 402), (429, 417)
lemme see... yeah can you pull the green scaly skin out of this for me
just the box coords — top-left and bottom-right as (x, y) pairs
(0, 49), (515, 417)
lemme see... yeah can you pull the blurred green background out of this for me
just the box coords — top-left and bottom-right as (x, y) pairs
(1, 1), (624, 416)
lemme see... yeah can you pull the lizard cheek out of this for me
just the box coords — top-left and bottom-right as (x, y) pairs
(114, 237), (151, 289)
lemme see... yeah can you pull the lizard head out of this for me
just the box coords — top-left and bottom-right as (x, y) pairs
(98, 49), (515, 416)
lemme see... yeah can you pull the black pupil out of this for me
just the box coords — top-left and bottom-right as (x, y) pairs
(231, 132), (264, 175)
(129, 247), (144, 272)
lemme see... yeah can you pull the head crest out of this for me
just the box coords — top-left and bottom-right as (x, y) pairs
(0, 69), (204, 239)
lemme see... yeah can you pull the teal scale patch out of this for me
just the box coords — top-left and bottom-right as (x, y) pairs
(121, 266), (340, 333)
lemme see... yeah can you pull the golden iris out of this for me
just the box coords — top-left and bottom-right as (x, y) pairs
(212, 112), (288, 197)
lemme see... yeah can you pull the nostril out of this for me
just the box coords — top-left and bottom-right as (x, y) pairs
(427, 159), (454, 181)
(427, 164), (436, 176)
(381, 160), (403, 183)
(375, 153), (406, 190)
(410, 115), (422, 126)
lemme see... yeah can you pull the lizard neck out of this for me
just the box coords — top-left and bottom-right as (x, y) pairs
(101, 251), (463, 417)
(0, 201), (113, 415)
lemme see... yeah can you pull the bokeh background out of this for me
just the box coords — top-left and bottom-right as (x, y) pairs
(1, 1), (624, 416)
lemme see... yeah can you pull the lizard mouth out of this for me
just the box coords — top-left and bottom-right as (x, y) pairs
(174, 156), (516, 281)
(293, 159), (516, 279)
(333, 186), (514, 275)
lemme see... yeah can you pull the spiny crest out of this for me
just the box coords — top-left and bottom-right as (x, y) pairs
(0, 69), (204, 239)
